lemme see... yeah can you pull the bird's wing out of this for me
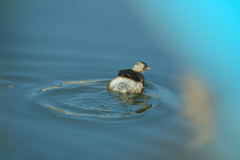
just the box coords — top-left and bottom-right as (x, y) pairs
(118, 69), (144, 83)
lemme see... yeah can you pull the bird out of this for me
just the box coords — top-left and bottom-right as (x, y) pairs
(108, 61), (151, 93)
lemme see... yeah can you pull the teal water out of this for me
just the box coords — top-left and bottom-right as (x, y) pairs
(0, 1), (213, 160)
(35, 80), (165, 118)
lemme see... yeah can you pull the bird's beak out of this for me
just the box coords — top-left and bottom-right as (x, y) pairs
(146, 67), (151, 70)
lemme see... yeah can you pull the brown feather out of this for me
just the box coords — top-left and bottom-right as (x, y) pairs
(118, 69), (145, 84)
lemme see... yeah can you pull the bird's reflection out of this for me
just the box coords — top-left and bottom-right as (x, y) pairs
(110, 91), (153, 116)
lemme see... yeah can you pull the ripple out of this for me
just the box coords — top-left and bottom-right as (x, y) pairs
(35, 79), (164, 118)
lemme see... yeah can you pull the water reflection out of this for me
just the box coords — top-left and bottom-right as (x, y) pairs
(110, 91), (153, 116)
(35, 80), (163, 118)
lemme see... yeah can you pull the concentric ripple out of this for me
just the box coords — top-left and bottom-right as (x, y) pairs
(35, 79), (164, 118)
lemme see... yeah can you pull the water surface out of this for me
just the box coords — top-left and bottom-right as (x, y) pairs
(0, 1), (208, 160)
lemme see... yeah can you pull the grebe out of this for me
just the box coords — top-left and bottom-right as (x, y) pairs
(108, 61), (151, 93)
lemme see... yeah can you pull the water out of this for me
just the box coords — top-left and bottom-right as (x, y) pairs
(0, 1), (211, 160)
(35, 79), (164, 118)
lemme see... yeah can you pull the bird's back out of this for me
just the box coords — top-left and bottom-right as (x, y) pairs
(118, 69), (145, 83)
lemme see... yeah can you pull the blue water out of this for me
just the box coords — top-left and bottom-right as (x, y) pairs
(0, 1), (219, 160)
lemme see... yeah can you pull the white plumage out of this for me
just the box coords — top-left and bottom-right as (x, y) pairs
(108, 61), (150, 93)
(108, 77), (144, 93)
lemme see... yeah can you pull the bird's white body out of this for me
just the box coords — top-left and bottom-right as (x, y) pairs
(108, 61), (150, 94)
(108, 77), (144, 93)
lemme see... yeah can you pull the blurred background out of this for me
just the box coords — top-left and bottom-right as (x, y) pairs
(0, 0), (240, 160)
